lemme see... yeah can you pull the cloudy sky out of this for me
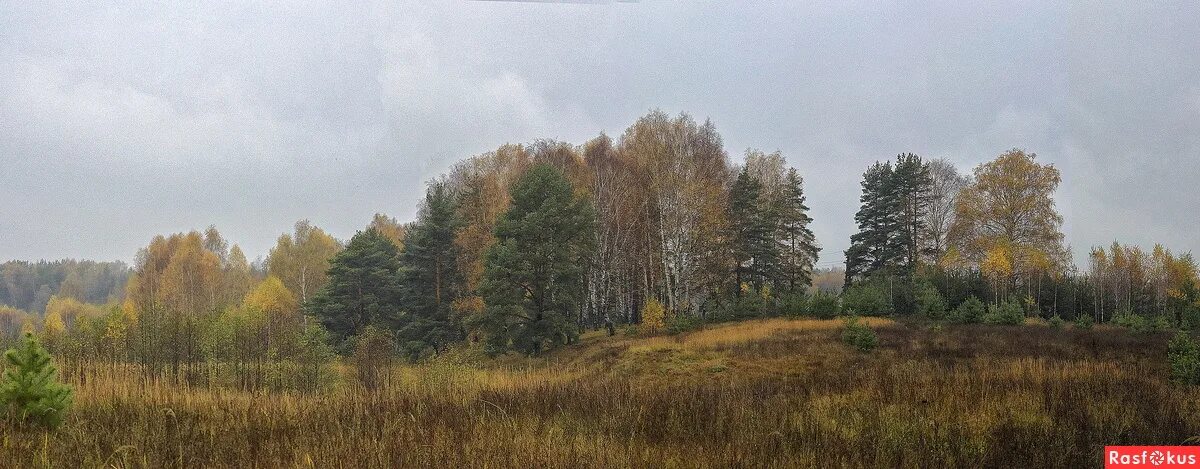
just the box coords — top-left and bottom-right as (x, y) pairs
(1, 1), (1198, 268)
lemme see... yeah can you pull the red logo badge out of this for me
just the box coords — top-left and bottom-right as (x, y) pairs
(1106, 447), (1200, 468)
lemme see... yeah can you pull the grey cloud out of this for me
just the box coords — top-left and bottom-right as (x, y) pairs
(0, 1), (1196, 268)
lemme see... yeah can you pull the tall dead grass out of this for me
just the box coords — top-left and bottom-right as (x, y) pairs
(2, 317), (1197, 468)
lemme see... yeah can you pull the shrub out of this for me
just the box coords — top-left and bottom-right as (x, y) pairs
(352, 326), (394, 391)
(1167, 332), (1200, 385)
(982, 300), (1024, 326)
(666, 315), (704, 335)
(1114, 313), (1155, 334)
(778, 293), (809, 318)
(295, 323), (338, 393)
(758, 285), (774, 309)
(1112, 310), (1138, 328)
(750, 290), (772, 317)
(1023, 295), (1040, 316)
(841, 282), (891, 316)
(718, 293), (767, 321)
(1074, 314), (1095, 330)
(0, 332), (73, 429)
(641, 299), (667, 333)
(840, 316), (878, 352)
(809, 293), (841, 320)
(1152, 315), (1175, 332)
(1183, 305), (1200, 331)
(948, 296), (985, 324)
(914, 281), (947, 320)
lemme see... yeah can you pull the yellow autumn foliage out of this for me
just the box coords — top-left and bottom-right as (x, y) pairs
(243, 276), (299, 317)
(641, 298), (667, 333)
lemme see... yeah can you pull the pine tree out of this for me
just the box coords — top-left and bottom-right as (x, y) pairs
(845, 155), (932, 286)
(846, 162), (896, 285)
(477, 164), (596, 355)
(777, 168), (820, 291)
(729, 167), (777, 293)
(889, 153), (933, 274)
(306, 228), (403, 348)
(0, 332), (73, 428)
(395, 181), (464, 359)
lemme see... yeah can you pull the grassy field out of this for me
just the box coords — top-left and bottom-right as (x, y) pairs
(2, 317), (1199, 468)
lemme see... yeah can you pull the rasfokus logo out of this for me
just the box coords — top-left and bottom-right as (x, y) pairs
(1106, 446), (1200, 468)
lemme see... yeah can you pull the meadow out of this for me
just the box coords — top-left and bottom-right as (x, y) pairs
(2, 317), (1198, 468)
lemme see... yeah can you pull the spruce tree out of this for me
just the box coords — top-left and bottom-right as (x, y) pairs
(477, 164), (596, 355)
(0, 332), (73, 429)
(395, 181), (464, 359)
(306, 228), (403, 348)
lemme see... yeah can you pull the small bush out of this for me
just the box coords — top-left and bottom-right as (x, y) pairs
(641, 298), (667, 333)
(809, 293), (841, 319)
(1074, 314), (1095, 330)
(914, 281), (947, 320)
(1023, 295), (1040, 316)
(982, 300), (1024, 326)
(295, 323), (338, 393)
(1183, 306), (1200, 330)
(1112, 310), (1138, 328)
(841, 282), (891, 316)
(1115, 314), (1154, 334)
(840, 316), (878, 352)
(0, 333), (73, 429)
(729, 293), (767, 320)
(948, 297), (985, 324)
(778, 293), (809, 318)
(1048, 315), (1064, 329)
(666, 315), (704, 335)
(1167, 332), (1200, 385)
(1152, 315), (1175, 332)
(758, 286), (778, 316)
(352, 326), (394, 391)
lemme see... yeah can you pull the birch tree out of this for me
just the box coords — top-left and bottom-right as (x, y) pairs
(267, 220), (342, 303)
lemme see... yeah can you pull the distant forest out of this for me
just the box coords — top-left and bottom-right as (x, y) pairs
(0, 260), (129, 313)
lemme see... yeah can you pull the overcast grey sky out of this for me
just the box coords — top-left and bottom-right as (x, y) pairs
(1, 1), (1198, 268)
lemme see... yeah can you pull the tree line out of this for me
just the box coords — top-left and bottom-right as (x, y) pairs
(0, 111), (823, 384)
(841, 149), (1200, 328)
(306, 112), (822, 357)
(1, 110), (1197, 385)
(0, 260), (129, 314)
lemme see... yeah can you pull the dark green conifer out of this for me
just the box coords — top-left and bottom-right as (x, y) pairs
(777, 168), (820, 291)
(306, 228), (403, 348)
(395, 181), (465, 359)
(477, 164), (596, 355)
(0, 332), (73, 428)
(729, 166), (777, 292)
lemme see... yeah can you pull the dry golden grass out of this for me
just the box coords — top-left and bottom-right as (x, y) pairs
(2, 317), (1198, 468)
(624, 316), (895, 353)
